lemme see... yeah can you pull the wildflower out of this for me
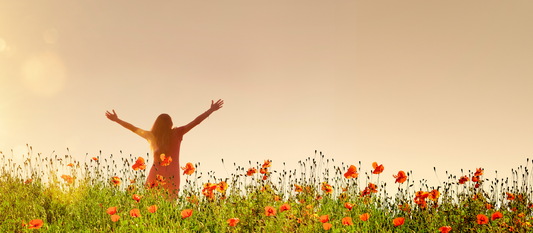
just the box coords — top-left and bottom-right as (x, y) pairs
(474, 167), (484, 177)
(274, 195), (280, 202)
(399, 203), (410, 212)
(490, 211), (503, 220)
(216, 181), (228, 193)
(486, 204), (492, 209)
(458, 175), (469, 184)
(181, 209), (193, 219)
(24, 179), (32, 184)
(368, 183), (378, 193)
(316, 195), (322, 201)
(518, 212), (525, 218)
(187, 195), (198, 204)
(28, 219), (43, 229)
(132, 157), (147, 170)
(156, 174), (166, 186)
(263, 175), (267, 180)
(111, 176), (121, 186)
(160, 154), (172, 166)
(265, 206), (276, 216)
(393, 217), (405, 227)
(344, 165), (358, 179)
(133, 194), (142, 203)
(67, 163), (74, 167)
(372, 162), (384, 174)
(130, 209), (141, 218)
(60, 174), (74, 184)
(294, 184), (303, 192)
(227, 218), (239, 227)
(321, 182), (333, 194)
(319, 215), (329, 223)
(507, 192), (515, 201)
(260, 168), (267, 174)
(148, 205), (157, 213)
(323, 222), (332, 230)
(92, 157), (98, 161)
(393, 171), (407, 183)
(262, 159), (271, 168)
(342, 217), (353, 225)
(359, 213), (369, 221)
(280, 203), (291, 213)
(345, 202), (353, 211)
(111, 215), (120, 222)
(472, 176), (479, 182)
(342, 185), (348, 192)
(180, 162), (195, 175)
(247, 167), (256, 176)
(477, 214), (489, 225)
(439, 226), (451, 233)
(106, 206), (117, 215)
(428, 189), (440, 201)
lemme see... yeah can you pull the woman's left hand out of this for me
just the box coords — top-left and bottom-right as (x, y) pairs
(210, 99), (224, 111)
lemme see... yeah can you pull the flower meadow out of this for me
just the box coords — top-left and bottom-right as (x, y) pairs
(1, 147), (533, 232)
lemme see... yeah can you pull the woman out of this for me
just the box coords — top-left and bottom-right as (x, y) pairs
(105, 99), (224, 200)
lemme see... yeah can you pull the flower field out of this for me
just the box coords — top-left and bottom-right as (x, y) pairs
(1, 147), (532, 232)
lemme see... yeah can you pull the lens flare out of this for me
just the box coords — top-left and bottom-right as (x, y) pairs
(43, 29), (59, 44)
(0, 38), (6, 51)
(21, 50), (67, 96)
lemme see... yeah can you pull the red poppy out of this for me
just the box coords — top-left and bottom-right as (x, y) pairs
(393, 217), (405, 227)
(133, 194), (142, 203)
(265, 206), (276, 216)
(344, 165), (358, 179)
(323, 222), (332, 230)
(92, 157), (98, 161)
(148, 205), (157, 213)
(130, 209), (141, 218)
(428, 189), (440, 201)
(60, 174), (74, 184)
(439, 226), (451, 233)
(359, 213), (369, 221)
(274, 195), (280, 202)
(477, 214), (488, 224)
(372, 162), (384, 174)
(319, 215), (329, 223)
(111, 215), (120, 222)
(180, 162), (195, 175)
(393, 171), (407, 183)
(260, 167), (267, 174)
(106, 206), (117, 215)
(507, 192), (515, 201)
(321, 182), (333, 194)
(160, 154), (172, 166)
(458, 175), (469, 184)
(216, 181), (228, 193)
(345, 202), (353, 211)
(67, 163), (74, 167)
(262, 160), (271, 168)
(28, 219), (43, 229)
(247, 167), (257, 176)
(132, 157), (146, 171)
(294, 184), (303, 192)
(342, 217), (353, 225)
(24, 179), (32, 184)
(111, 176), (121, 186)
(181, 209), (193, 219)
(474, 167), (484, 177)
(227, 218), (239, 227)
(280, 203), (291, 213)
(491, 211), (503, 221)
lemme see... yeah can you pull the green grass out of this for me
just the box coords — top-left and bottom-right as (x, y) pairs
(1, 147), (532, 232)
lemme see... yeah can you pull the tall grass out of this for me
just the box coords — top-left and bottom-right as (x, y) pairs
(1, 146), (532, 232)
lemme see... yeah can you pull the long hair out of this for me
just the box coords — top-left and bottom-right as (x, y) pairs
(151, 114), (173, 156)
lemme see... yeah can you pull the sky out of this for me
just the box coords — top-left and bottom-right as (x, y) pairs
(1, 0), (532, 195)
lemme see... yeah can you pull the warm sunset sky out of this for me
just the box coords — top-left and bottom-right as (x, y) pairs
(1, 1), (532, 193)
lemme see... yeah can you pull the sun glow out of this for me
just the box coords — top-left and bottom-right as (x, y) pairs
(20, 50), (67, 96)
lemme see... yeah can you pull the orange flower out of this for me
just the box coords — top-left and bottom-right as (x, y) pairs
(133, 194), (142, 203)
(428, 189), (440, 201)
(160, 154), (172, 166)
(106, 206), (117, 215)
(321, 182), (333, 194)
(187, 195), (198, 204)
(342, 217), (353, 225)
(319, 214), (329, 223)
(260, 167), (267, 174)
(130, 209), (141, 218)
(472, 176), (479, 182)
(439, 226), (451, 233)
(476, 214), (488, 224)
(67, 163), (74, 167)
(491, 211), (503, 221)
(372, 162), (384, 174)
(181, 209), (193, 219)
(227, 218), (239, 227)
(294, 184), (303, 192)
(181, 162), (195, 175)
(359, 213), (369, 221)
(111, 176), (121, 186)
(323, 222), (332, 230)
(486, 204), (492, 209)
(345, 202), (353, 211)
(344, 165), (358, 179)
(24, 179), (32, 184)
(28, 219), (43, 229)
(280, 203), (291, 213)
(262, 159), (271, 168)
(393, 217), (405, 227)
(111, 215), (120, 222)
(474, 167), (484, 177)
(506, 192), (515, 201)
(265, 206), (276, 216)
(216, 181), (228, 193)
(92, 157), (98, 161)
(132, 157), (146, 171)
(458, 175), (469, 184)
(274, 195), (280, 202)
(60, 174), (74, 184)
(393, 171), (407, 183)
(247, 167), (257, 176)
(148, 205), (157, 213)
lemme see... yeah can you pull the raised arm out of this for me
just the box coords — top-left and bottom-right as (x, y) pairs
(106, 110), (151, 139)
(183, 99), (224, 134)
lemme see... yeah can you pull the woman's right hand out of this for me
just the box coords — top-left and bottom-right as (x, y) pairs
(105, 110), (119, 122)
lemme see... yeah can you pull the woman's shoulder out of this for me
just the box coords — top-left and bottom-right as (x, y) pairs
(173, 126), (186, 134)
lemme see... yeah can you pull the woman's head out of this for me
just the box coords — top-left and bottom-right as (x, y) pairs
(151, 114), (173, 155)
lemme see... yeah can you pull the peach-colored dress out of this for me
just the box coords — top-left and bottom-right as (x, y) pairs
(136, 127), (185, 199)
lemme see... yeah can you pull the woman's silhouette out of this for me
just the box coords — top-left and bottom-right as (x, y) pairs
(105, 99), (224, 200)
